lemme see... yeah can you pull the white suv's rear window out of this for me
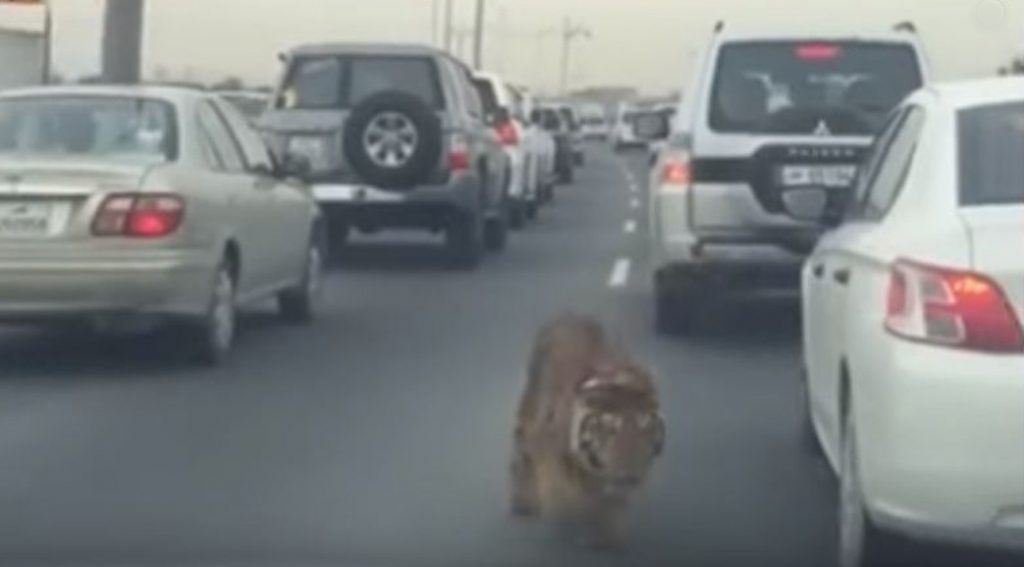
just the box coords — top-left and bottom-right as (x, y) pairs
(959, 102), (1024, 206)
(709, 41), (923, 136)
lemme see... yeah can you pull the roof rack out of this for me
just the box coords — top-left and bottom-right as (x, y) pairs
(893, 21), (917, 33)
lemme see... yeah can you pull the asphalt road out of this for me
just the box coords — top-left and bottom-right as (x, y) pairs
(0, 147), (1014, 567)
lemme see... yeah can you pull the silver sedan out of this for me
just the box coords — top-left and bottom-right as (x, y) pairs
(0, 85), (324, 364)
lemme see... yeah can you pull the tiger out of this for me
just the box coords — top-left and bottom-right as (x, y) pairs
(510, 314), (665, 548)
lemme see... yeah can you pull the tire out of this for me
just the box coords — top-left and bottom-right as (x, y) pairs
(800, 370), (826, 459)
(327, 220), (348, 258)
(839, 411), (901, 567)
(278, 237), (325, 324)
(525, 200), (538, 221)
(484, 214), (508, 253)
(446, 210), (484, 270)
(654, 273), (698, 336)
(343, 91), (442, 189)
(508, 200), (526, 230)
(182, 260), (237, 366)
(575, 152), (584, 166)
(559, 166), (574, 185)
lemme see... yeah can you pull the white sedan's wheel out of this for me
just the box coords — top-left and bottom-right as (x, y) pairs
(839, 411), (898, 567)
(278, 239), (324, 323)
(185, 262), (236, 366)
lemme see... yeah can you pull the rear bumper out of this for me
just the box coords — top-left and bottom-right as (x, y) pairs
(0, 250), (214, 321)
(856, 341), (1024, 554)
(313, 172), (479, 215)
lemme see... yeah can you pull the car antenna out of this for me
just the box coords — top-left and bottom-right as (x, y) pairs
(714, 20), (725, 33)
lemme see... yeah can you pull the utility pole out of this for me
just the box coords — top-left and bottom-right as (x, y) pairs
(559, 18), (591, 96)
(472, 0), (485, 69)
(443, 0), (454, 52)
(102, 0), (145, 84)
(431, 0), (439, 46)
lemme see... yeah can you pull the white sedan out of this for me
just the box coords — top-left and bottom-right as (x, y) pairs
(793, 79), (1024, 566)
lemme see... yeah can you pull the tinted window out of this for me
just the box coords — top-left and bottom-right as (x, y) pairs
(348, 56), (443, 109)
(0, 96), (177, 163)
(197, 102), (245, 172)
(472, 79), (501, 116)
(710, 41), (923, 135)
(959, 102), (1024, 205)
(861, 107), (924, 218)
(278, 57), (343, 109)
(212, 99), (274, 172)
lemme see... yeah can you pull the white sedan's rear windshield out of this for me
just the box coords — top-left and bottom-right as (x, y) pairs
(710, 41), (923, 135)
(959, 102), (1024, 205)
(0, 96), (177, 163)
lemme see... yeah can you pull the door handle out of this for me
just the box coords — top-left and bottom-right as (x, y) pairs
(833, 269), (851, 286)
(812, 263), (825, 279)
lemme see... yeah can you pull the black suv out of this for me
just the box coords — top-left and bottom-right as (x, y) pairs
(258, 43), (510, 269)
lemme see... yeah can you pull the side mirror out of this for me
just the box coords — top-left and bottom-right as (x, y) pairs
(530, 109), (543, 125)
(633, 112), (670, 142)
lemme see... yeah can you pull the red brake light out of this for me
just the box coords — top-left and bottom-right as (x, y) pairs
(447, 134), (471, 173)
(93, 194), (184, 238)
(661, 156), (692, 187)
(496, 120), (520, 146)
(796, 43), (842, 61)
(885, 260), (1024, 353)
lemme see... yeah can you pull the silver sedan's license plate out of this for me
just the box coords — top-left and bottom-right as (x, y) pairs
(780, 165), (858, 188)
(0, 202), (52, 238)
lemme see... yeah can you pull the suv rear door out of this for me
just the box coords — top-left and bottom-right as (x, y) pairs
(260, 53), (448, 184)
(690, 39), (925, 234)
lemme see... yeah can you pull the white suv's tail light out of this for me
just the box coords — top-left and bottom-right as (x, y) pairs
(447, 134), (471, 173)
(92, 193), (185, 238)
(885, 260), (1024, 353)
(660, 152), (692, 188)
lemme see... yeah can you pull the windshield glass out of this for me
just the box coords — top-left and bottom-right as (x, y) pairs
(278, 55), (442, 110)
(710, 41), (923, 135)
(959, 102), (1024, 205)
(0, 96), (176, 163)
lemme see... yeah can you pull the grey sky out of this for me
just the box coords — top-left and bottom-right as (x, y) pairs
(5, 0), (1023, 93)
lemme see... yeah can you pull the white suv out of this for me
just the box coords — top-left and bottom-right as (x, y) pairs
(649, 24), (930, 333)
(794, 79), (1024, 566)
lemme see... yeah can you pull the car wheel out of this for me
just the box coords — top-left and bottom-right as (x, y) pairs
(800, 369), (826, 459)
(839, 410), (900, 567)
(343, 91), (442, 189)
(559, 167), (574, 185)
(484, 214), (508, 253)
(446, 210), (484, 270)
(183, 260), (237, 366)
(278, 237), (324, 324)
(654, 274), (698, 336)
(508, 200), (526, 230)
(525, 200), (538, 221)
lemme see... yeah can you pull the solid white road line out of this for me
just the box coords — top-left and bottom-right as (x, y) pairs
(608, 258), (632, 288)
(624, 219), (638, 234)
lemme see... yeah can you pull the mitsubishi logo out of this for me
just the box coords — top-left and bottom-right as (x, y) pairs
(813, 120), (832, 137)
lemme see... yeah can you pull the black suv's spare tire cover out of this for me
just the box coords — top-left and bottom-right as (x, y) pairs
(344, 91), (443, 190)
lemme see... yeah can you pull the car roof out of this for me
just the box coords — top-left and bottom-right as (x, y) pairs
(714, 29), (920, 46)
(287, 42), (443, 58)
(921, 78), (1024, 110)
(0, 84), (208, 103)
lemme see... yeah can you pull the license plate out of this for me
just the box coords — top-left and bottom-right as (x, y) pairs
(780, 165), (858, 188)
(0, 202), (52, 238)
(290, 137), (327, 169)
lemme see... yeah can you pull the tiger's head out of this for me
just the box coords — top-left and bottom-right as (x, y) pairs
(569, 372), (665, 493)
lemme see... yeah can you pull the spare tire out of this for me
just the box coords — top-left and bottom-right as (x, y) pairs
(343, 91), (443, 190)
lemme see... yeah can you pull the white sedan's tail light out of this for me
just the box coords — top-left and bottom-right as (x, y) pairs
(92, 193), (185, 238)
(885, 259), (1024, 353)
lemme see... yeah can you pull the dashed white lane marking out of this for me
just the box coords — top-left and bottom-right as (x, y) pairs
(624, 219), (638, 234)
(630, 184), (639, 194)
(608, 258), (632, 288)
(631, 198), (641, 209)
